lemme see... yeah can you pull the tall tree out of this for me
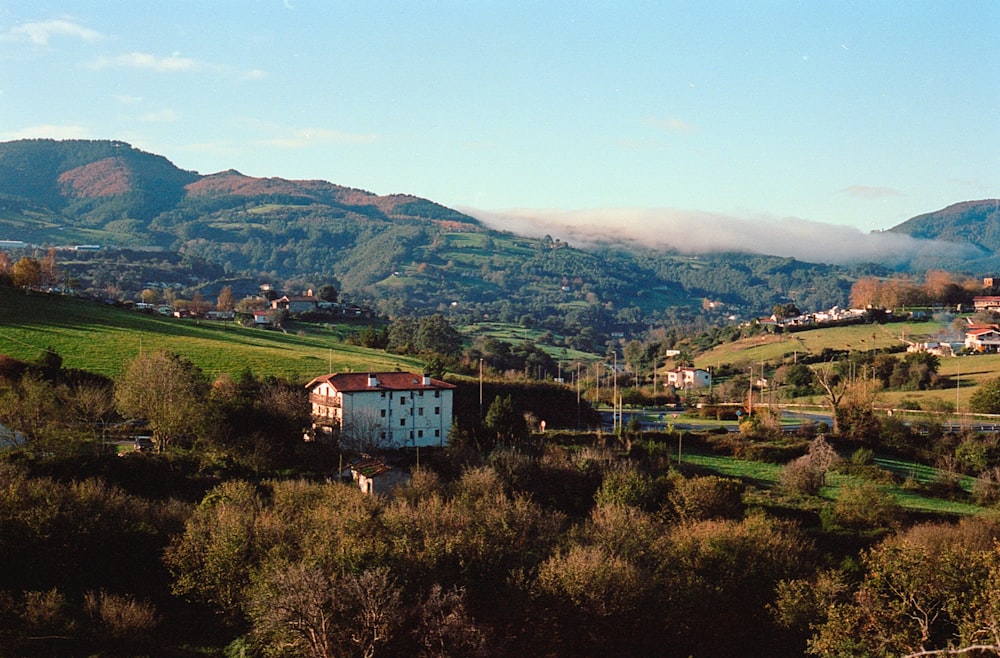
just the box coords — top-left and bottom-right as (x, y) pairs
(216, 285), (235, 312)
(484, 394), (527, 449)
(11, 256), (42, 289)
(114, 351), (209, 449)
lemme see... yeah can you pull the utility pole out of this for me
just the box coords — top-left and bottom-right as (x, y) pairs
(613, 351), (618, 434)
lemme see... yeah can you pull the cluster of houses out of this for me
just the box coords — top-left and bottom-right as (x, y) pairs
(754, 305), (870, 331)
(251, 290), (372, 327)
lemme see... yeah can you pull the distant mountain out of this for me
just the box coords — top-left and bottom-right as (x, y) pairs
(889, 199), (1000, 252)
(2, 138), (988, 335)
(0, 139), (476, 233)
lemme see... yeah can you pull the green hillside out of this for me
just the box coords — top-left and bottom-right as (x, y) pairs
(0, 287), (421, 381)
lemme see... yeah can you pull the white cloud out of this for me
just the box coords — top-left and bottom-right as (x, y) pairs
(240, 68), (267, 81)
(645, 116), (697, 134)
(89, 51), (201, 72)
(114, 94), (144, 104)
(3, 18), (102, 45)
(0, 124), (91, 140)
(465, 207), (978, 266)
(255, 127), (378, 148)
(838, 185), (903, 200)
(139, 109), (180, 123)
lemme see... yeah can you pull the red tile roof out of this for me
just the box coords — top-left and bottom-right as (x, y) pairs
(305, 371), (455, 392)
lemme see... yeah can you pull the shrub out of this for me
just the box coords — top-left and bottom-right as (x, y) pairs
(594, 463), (657, 511)
(780, 456), (826, 496)
(83, 590), (159, 640)
(831, 482), (903, 530)
(779, 437), (840, 496)
(667, 475), (745, 521)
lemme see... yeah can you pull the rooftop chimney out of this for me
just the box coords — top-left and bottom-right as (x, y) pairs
(367, 374), (379, 387)
(422, 374), (432, 386)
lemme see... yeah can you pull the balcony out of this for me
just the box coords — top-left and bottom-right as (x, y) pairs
(310, 394), (341, 409)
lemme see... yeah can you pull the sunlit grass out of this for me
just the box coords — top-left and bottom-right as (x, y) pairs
(0, 287), (422, 381)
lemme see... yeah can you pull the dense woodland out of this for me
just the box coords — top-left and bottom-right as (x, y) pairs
(1, 307), (1000, 655)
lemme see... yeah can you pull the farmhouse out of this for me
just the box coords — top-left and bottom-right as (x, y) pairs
(347, 456), (411, 496)
(271, 293), (318, 313)
(965, 327), (1000, 352)
(666, 367), (711, 389)
(306, 372), (455, 448)
(973, 296), (1000, 313)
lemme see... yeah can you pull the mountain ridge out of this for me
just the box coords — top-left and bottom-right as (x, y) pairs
(0, 138), (993, 329)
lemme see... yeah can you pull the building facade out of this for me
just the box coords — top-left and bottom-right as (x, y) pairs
(307, 372), (455, 447)
(666, 367), (712, 389)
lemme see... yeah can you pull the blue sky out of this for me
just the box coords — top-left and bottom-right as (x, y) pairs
(1, 1), (997, 244)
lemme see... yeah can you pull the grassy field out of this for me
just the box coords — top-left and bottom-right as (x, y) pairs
(694, 319), (948, 370)
(678, 450), (986, 516)
(460, 321), (600, 363)
(0, 287), (422, 381)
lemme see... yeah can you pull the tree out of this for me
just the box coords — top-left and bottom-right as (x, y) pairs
(113, 351), (209, 449)
(808, 518), (1000, 657)
(247, 564), (403, 658)
(341, 408), (392, 452)
(11, 256), (42, 289)
(812, 362), (848, 434)
(216, 285), (235, 312)
(40, 248), (59, 287)
(484, 395), (527, 449)
(317, 284), (339, 303)
(415, 314), (462, 357)
(772, 303), (801, 320)
(970, 376), (1000, 414)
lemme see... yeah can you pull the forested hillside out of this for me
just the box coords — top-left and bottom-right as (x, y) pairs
(0, 139), (985, 333)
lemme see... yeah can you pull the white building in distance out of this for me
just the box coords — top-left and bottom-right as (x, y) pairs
(306, 372), (455, 448)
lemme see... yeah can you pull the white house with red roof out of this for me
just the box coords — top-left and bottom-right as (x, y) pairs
(306, 372), (455, 448)
(965, 327), (1000, 352)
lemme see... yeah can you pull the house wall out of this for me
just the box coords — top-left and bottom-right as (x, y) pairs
(343, 388), (453, 447)
(357, 470), (411, 495)
(310, 382), (454, 447)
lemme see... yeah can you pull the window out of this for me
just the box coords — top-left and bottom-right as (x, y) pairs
(418, 407), (424, 416)
(418, 430), (423, 438)
(434, 407), (440, 415)
(400, 397), (406, 405)
(434, 391), (440, 398)
(381, 391), (386, 398)
(400, 418), (406, 426)
(434, 429), (440, 437)
(380, 409), (386, 417)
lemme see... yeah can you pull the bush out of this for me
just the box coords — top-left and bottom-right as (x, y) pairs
(667, 475), (745, 521)
(831, 482), (903, 530)
(779, 437), (840, 496)
(594, 463), (657, 511)
(780, 456), (826, 496)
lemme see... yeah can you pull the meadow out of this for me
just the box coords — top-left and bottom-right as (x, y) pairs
(0, 287), (422, 381)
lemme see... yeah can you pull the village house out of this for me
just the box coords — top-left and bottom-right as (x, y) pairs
(345, 456), (411, 496)
(666, 367), (711, 389)
(271, 292), (318, 314)
(973, 296), (1000, 313)
(907, 341), (957, 358)
(306, 372), (455, 448)
(965, 327), (1000, 352)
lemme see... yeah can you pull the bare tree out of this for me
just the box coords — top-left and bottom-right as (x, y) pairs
(812, 362), (847, 434)
(341, 408), (395, 453)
